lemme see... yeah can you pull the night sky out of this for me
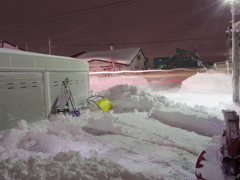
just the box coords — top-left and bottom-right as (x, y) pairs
(0, 0), (232, 65)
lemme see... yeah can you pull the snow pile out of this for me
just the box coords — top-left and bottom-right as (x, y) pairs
(0, 150), (155, 180)
(180, 73), (232, 94)
(0, 72), (238, 180)
(84, 114), (117, 134)
(90, 75), (150, 92)
(1, 120), (27, 149)
(0, 110), (203, 180)
(101, 84), (225, 136)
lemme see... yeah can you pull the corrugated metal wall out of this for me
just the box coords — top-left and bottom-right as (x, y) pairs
(0, 49), (90, 132)
(48, 72), (89, 111)
(0, 72), (45, 132)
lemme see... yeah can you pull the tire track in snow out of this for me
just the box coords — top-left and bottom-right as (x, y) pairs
(115, 132), (198, 156)
(84, 125), (198, 156)
(112, 119), (199, 156)
(97, 133), (196, 180)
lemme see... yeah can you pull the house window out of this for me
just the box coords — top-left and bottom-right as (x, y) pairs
(137, 55), (140, 61)
(180, 55), (188, 60)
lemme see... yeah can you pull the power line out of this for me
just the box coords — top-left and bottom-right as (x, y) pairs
(138, 0), (221, 43)
(51, 21), (97, 38)
(0, 0), (37, 12)
(186, 0), (208, 50)
(0, 0), (145, 29)
(36, 0), (133, 20)
(29, 36), (225, 47)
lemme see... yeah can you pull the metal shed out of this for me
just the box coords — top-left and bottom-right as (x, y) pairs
(0, 48), (89, 132)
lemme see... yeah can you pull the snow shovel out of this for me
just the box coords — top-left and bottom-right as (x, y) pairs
(87, 95), (113, 112)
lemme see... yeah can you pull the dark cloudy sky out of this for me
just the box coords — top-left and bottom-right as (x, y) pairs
(0, 0), (232, 64)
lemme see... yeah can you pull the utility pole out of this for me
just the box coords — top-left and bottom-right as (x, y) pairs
(26, 42), (28, 51)
(48, 37), (51, 55)
(231, 0), (240, 102)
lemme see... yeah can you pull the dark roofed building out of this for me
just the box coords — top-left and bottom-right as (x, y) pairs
(153, 57), (169, 69)
(154, 48), (201, 69)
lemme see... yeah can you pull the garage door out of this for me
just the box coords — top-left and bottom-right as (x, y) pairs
(0, 72), (45, 132)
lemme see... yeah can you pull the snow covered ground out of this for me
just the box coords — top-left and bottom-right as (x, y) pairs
(0, 72), (239, 180)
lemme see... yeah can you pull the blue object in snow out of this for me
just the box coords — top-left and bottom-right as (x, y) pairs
(71, 109), (81, 117)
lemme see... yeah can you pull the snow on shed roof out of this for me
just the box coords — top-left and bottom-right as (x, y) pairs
(0, 48), (89, 71)
(76, 47), (142, 65)
(0, 48), (79, 60)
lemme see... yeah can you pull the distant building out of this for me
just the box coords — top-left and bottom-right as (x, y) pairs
(153, 57), (169, 69)
(153, 48), (201, 69)
(0, 40), (24, 51)
(167, 48), (200, 68)
(74, 47), (148, 71)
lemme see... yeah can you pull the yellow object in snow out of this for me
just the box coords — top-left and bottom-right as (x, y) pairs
(95, 98), (113, 111)
(87, 95), (113, 112)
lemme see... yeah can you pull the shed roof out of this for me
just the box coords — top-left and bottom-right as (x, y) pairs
(0, 48), (73, 60)
(0, 48), (89, 71)
(76, 47), (142, 65)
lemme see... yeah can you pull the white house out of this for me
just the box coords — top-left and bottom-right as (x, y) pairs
(0, 48), (89, 132)
(74, 47), (148, 72)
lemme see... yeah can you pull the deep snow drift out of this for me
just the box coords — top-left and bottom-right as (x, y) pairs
(0, 72), (238, 180)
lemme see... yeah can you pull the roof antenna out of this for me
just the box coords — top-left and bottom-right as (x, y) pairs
(194, 45), (197, 52)
(110, 44), (113, 51)
(49, 37), (51, 55)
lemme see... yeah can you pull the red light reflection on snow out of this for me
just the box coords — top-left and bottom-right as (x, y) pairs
(89, 69), (193, 75)
(90, 79), (183, 84)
